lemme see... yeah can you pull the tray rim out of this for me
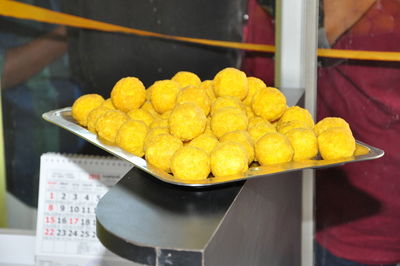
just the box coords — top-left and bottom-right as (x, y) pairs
(43, 107), (385, 187)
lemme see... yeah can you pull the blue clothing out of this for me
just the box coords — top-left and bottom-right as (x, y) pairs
(315, 241), (397, 266)
(0, 0), (83, 206)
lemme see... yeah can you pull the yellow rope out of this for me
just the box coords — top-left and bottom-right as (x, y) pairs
(0, 0), (399, 62)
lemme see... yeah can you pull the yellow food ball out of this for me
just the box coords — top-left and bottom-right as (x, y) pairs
(102, 98), (116, 110)
(141, 101), (159, 118)
(318, 127), (356, 160)
(242, 77), (267, 106)
(204, 117), (213, 133)
(211, 96), (246, 115)
(248, 119), (276, 143)
(252, 87), (287, 121)
(149, 80), (181, 114)
(213, 67), (249, 100)
(127, 109), (154, 127)
(145, 133), (183, 173)
(150, 117), (169, 129)
(188, 133), (219, 154)
(285, 128), (318, 161)
(314, 117), (351, 136)
(72, 94), (105, 127)
(211, 107), (248, 138)
(116, 120), (148, 157)
(199, 80), (216, 101)
(170, 146), (210, 180)
(146, 86), (153, 101)
(176, 86), (211, 116)
(160, 110), (172, 120)
(95, 110), (129, 145)
(111, 77), (146, 112)
(248, 116), (266, 128)
(144, 127), (170, 151)
(278, 106), (314, 129)
(255, 133), (294, 165)
(245, 105), (255, 119)
(87, 106), (111, 133)
(277, 120), (309, 135)
(210, 141), (249, 177)
(171, 71), (201, 87)
(169, 102), (207, 141)
(220, 130), (255, 164)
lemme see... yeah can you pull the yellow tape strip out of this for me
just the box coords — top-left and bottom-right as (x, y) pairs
(0, 1), (274, 52)
(0, 0), (400, 62)
(318, 48), (400, 62)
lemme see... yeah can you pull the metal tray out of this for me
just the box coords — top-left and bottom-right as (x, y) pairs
(43, 107), (384, 187)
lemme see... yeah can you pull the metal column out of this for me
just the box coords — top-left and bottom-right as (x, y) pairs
(275, 1), (320, 265)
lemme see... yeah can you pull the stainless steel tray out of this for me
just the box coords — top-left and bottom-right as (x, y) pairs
(43, 107), (384, 187)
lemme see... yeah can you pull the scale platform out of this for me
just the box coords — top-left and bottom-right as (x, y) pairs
(95, 166), (303, 265)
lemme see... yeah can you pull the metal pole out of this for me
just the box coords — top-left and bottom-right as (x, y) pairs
(302, 1), (319, 265)
(275, 0), (319, 265)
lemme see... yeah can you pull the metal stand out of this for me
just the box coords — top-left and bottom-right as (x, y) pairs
(96, 167), (302, 266)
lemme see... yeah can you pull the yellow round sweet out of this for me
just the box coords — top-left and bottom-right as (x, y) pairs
(285, 128), (318, 161)
(144, 127), (170, 151)
(203, 118), (214, 135)
(252, 87), (287, 122)
(141, 101), (159, 118)
(150, 117), (169, 129)
(111, 77), (146, 112)
(314, 117), (351, 136)
(211, 107), (248, 138)
(199, 80), (216, 101)
(87, 106), (111, 133)
(176, 86), (211, 116)
(255, 133), (294, 165)
(318, 127), (356, 160)
(145, 133), (183, 173)
(127, 109), (154, 127)
(170, 146), (210, 180)
(171, 71), (201, 87)
(213, 67), (248, 100)
(101, 98), (116, 110)
(248, 116), (266, 128)
(210, 141), (249, 177)
(146, 86), (153, 101)
(160, 110), (172, 120)
(245, 105), (255, 119)
(278, 106), (314, 129)
(248, 119), (276, 143)
(149, 80), (181, 114)
(220, 130), (255, 164)
(188, 133), (219, 154)
(95, 110), (129, 145)
(116, 120), (148, 157)
(211, 96), (246, 115)
(169, 102), (207, 141)
(242, 77), (267, 106)
(277, 120), (309, 135)
(72, 94), (105, 127)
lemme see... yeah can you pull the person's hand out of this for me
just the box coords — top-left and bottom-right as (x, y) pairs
(324, 0), (376, 45)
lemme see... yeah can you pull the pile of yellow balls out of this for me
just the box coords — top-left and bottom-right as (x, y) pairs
(71, 67), (356, 181)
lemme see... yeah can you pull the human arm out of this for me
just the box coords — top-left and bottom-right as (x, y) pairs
(1, 26), (67, 89)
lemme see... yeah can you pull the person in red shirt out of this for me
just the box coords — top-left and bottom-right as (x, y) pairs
(243, 0), (400, 265)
